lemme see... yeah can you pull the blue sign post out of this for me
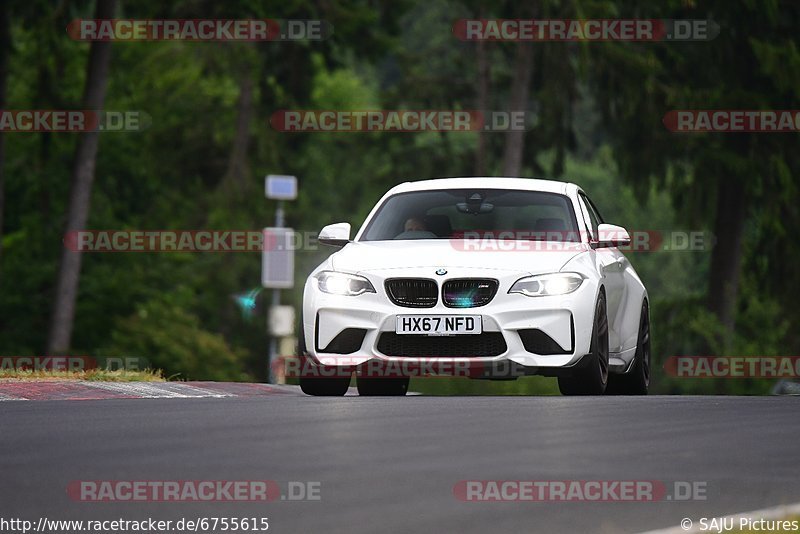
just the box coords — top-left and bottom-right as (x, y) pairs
(264, 175), (297, 383)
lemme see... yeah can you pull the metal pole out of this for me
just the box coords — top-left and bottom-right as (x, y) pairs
(267, 290), (279, 384)
(275, 199), (285, 227)
(267, 200), (285, 384)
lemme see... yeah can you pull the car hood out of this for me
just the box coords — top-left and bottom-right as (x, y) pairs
(330, 239), (589, 276)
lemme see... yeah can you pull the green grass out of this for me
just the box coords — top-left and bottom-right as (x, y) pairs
(0, 368), (165, 381)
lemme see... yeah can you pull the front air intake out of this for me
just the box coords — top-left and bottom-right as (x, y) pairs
(317, 328), (367, 354)
(518, 316), (574, 355)
(377, 332), (507, 358)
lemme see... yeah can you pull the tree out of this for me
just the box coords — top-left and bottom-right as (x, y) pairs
(587, 0), (800, 347)
(47, 0), (117, 354)
(474, 20), (490, 175)
(0, 1), (10, 276)
(501, 41), (534, 176)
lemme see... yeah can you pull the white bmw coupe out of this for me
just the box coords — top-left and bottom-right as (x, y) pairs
(300, 178), (650, 396)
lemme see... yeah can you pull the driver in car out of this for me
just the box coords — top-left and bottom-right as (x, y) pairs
(395, 216), (437, 239)
(404, 217), (427, 232)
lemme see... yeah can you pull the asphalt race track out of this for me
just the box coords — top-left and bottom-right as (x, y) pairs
(2, 395), (799, 533)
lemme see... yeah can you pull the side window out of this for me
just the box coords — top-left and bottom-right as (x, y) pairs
(584, 195), (605, 225)
(577, 195), (596, 241)
(579, 193), (600, 239)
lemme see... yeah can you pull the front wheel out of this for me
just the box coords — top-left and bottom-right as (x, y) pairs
(558, 292), (609, 396)
(297, 316), (351, 396)
(299, 361), (352, 396)
(606, 301), (650, 395)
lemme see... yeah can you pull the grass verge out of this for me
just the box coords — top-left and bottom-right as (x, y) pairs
(0, 368), (165, 381)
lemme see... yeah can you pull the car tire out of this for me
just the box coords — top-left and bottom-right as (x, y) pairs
(558, 291), (609, 396)
(606, 301), (650, 395)
(297, 313), (351, 396)
(297, 354), (352, 396)
(356, 375), (409, 396)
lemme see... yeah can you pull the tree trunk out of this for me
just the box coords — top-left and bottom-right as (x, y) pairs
(501, 42), (534, 177)
(473, 30), (489, 175)
(707, 179), (746, 347)
(220, 68), (254, 196)
(0, 1), (10, 275)
(47, 0), (116, 354)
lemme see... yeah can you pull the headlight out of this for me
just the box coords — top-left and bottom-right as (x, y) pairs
(508, 273), (584, 297)
(315, 271), (375, 296)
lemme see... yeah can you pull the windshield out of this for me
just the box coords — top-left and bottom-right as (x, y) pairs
(360, 188), (581, 242)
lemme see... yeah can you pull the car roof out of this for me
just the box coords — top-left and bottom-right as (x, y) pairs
(387, 177), (575, 196)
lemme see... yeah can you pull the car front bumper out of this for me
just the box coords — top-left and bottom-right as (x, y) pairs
(302, 267), (600, 377)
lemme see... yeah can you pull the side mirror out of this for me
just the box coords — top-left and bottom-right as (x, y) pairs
(318, 222), (351, 247)
(594, 223), (631, 249)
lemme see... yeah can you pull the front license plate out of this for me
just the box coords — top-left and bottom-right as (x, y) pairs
(395, 315), (482, 335)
